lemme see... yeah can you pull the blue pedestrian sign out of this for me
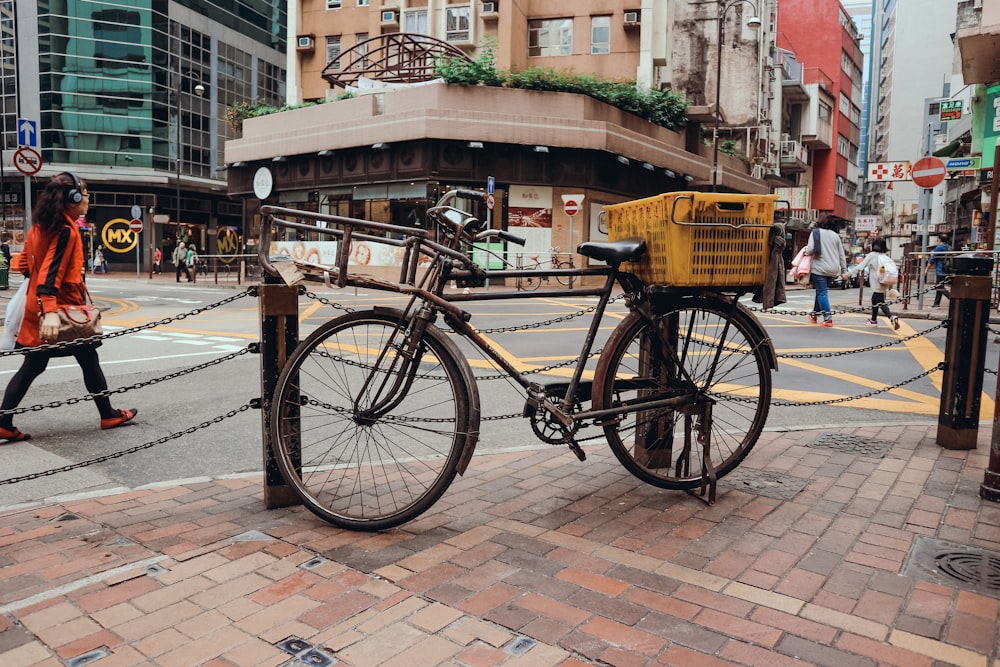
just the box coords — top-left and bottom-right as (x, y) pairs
(487, 176), (495, 195)
(17, 119), (37, 148)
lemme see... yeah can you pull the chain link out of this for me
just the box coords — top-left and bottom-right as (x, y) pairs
(0, 404), (252, 486)
(304, 290), (355, 313)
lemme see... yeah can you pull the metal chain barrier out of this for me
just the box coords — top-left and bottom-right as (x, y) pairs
(0, 348), (251, 418)
(745, 282), (941, 318)
(0, 289), (252, 357)
(776, 322), (945, 359)
(0, 404), (252, 486)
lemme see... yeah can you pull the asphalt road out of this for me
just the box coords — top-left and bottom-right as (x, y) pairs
(0, 275), (989, 508)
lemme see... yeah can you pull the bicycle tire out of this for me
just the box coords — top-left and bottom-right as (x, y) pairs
(270, 308), (480, 530)
(555, 261), (575, 288)
(591, 295), (771, 490)
(522, 273), (542, 291)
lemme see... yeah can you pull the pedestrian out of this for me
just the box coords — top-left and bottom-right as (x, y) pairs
(926, 234), (951, 307)
(849, 237), (900, 330)
(173, 241), (191, 282)
(0, 233), (10, 268)
(92, 245), (106, 274)
(0, 172), (137, 442)
(153, 247), (162, 274)
(187, 244), (198, 283)
(805, 215), (849, 327)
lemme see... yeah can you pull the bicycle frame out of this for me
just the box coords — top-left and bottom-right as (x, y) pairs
(259, 202), (710, 436)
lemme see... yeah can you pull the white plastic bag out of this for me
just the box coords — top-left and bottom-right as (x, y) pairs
(0, 279), (28, 350)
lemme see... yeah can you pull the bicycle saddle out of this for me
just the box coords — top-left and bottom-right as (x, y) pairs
(577, 238), (646, 266)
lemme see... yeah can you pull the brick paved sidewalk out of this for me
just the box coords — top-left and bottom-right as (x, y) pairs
(0, 423), (998, 666)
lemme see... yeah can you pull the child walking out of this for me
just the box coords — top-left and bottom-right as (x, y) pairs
(849, 237), (900, 330)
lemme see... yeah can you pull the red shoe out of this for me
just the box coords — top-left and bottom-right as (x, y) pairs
(101, 408), (138, 430)
(0, 426), (31, 442)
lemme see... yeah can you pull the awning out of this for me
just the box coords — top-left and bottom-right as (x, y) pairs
(933, 130), (972, 158)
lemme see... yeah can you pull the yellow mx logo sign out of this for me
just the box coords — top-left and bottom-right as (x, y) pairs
(102, 218), (137, 253)
(217, 228), (240, 264)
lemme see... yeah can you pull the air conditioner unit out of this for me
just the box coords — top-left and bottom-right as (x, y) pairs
(296, 35), (315, 51)
(767, 167), (782, 177)
(481, 1), (497, 14)
(752, 165), (765, 180)
(780, 132), (791, 143)
(624, 10), (640, 27)
(381, 10), (398, 25)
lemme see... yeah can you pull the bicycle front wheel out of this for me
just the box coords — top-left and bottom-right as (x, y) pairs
(592, 296), (772, 489)
(555, 261), (575, 287)
(270, 309), (480, 530)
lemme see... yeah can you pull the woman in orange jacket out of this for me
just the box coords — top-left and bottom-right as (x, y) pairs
(0, 173), (137, 442)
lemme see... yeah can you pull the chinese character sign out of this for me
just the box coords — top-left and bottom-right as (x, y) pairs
(868, 162), (911, 181)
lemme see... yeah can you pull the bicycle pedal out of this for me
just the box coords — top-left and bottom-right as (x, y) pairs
(568, 442), (586, 461)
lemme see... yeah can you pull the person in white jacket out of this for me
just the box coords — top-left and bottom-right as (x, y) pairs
(849, 237), (900, 330)
(805, 216), (849, 327)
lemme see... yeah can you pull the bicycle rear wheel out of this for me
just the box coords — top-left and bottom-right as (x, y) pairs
(592, 295), (772, 489)
(555, 261), (575, 287)
(270, 309), (480, 530)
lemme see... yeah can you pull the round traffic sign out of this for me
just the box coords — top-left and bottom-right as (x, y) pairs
(129, 219), (143, 233)
(911, 156), (946, 188)
(486, 193), (495, 211)
(564, 199), (579, 216)
(13, 146), (41, 176)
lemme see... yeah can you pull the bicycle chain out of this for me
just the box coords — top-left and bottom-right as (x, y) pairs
(0, 348), (251, 418)
(0, 289), (252, 357)
(0, 404), (252, 486)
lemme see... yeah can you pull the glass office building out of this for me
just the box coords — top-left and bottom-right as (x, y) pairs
(3, 0), (285, 268)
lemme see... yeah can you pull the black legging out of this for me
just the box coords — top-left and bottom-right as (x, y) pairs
(871, 291), (893, 322)
(0, 346), (116, 429)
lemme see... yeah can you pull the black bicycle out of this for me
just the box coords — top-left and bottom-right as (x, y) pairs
(259, 190), (778, 530)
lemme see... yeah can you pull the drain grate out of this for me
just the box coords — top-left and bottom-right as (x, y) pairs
(807, 432), (891, 458)
(722, 469), (809, 500)
(903, 536), (1000, 597)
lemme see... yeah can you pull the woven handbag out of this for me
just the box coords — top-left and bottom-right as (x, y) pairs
(39, 286), (103, 343)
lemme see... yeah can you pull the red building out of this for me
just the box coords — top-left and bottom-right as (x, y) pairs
(777, 0), (864, 219)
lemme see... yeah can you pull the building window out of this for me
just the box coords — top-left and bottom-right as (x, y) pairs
(839, 93), (850, 117)
(591, 15), (610, 54)
(529, 18), (573, 57)
(357, 0), (369, 5)
(356, 33), (369, 66)
(404, 9), (429, 35)
(835, 175), (846, 197)
(327, 0), (341, 9)
(446, 6), (470, 43)
(818, 101), (832, 122)
(326, 35), (341, 69)
(837, 134), (849, 157)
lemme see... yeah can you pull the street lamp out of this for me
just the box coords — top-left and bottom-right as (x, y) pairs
(711, 0), (761, 192)
(175, 72), (205, 244)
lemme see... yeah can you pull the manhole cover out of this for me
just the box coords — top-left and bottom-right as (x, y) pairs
(807, 432), (891, 458)
(722, 469), (809, 500)
(903, 536), (1000, 597)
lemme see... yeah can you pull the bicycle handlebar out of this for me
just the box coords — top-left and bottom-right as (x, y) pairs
(497, 230), (526, 246)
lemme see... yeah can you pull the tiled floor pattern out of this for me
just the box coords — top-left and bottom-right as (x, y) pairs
(0, 423), (997, 666)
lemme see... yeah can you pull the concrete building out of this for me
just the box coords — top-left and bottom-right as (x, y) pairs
(2, 0), (286, 271)
(230, 1), (805, 273)
(867, 0), (958, 254)
(776, 0), (864, 223)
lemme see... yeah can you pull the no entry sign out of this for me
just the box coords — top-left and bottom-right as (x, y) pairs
(561, 193), (585, 216)
(911, 156), (946, 188)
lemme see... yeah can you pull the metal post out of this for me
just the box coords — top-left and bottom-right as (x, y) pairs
(936, 257), (992, 449)
(711, 12), (724, 192)
(258, 281), (301, 508)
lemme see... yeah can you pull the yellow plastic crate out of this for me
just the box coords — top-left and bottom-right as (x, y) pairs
(605, 191), (777, 287)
